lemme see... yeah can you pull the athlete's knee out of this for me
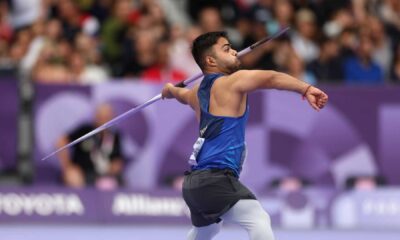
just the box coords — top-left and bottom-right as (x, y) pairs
(249, 212), (274, 240)
(187, 223), (221, 240)
(187, 227), (198, 240)
(250, 227), (274, 240)
(257, 210), (272, 225)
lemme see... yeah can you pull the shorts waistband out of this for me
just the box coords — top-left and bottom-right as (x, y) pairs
(184, 168), (236, 177)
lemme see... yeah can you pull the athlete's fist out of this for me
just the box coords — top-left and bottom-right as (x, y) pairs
(304, 86), (328, 111)
(161, 83), (174, 99)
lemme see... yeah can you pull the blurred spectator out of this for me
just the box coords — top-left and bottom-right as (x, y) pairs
(197, 6), (242, 48)
(74, 32), (103, 66)
(368, 16), (392, 79)
(141, 38), (187, 83)
(113, 0), (171, 77)
(307, 37), (344, 83)
(169, 25), (202, 76)
(140, 0), (170, 40)
(89, 0), (114, 23)
(247, 0), (274, 26)
(270, 176), (310, 192)
(377, 1), (400, 60)
(0, 1), (12, 42)
(343, 36), (384, 85)
(68, 50), (109, 85)
(323, 8), (355, 38)
(238, 6), (280, 70)
(284, 52), (316, 85)
(338, 27), (358, 58)
(378, 0), (400, 33)
(8, 0), (43, 29)
(271, 38), (292, 70)
(351, 0), (371, 24)
(121, 28), (157, 77)
(391, 44), (400, 82)
(32, 39), (72, 83)
(240, 36), (277, 70)
(187, 0), (241, 26)
(310, 0), (350, 25)
(57, 103), (124, 190)
(101, 0), (137, 76)
(0, 40), (16, 77)
(198, 7), (223, 32)
(267, 0), (293, 35)
(0, 1), (15, 76)
(20, 19), (59, 75)
(55, 0), (100, 41)
(6, 29), (32, 75)
(345, 175), (386, 190)
(291, 8), (320, 63)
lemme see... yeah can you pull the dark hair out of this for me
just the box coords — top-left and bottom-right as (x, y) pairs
(191, 31), (228, 70)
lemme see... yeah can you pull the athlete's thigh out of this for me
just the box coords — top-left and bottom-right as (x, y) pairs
(221, 199), (271, 224)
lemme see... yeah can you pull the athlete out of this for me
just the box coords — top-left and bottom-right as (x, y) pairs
(161, 31), (328, 240)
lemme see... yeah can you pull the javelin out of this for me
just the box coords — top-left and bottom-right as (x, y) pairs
(42, 27), (290, 161)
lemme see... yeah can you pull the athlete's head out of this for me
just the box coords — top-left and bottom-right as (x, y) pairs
(191, 31), (240, 74)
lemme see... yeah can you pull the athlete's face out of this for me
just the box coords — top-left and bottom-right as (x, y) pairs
(210, 37), (240, 73)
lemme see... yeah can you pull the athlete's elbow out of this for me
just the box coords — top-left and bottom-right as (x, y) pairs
(177, 99), (189, 105)
(268, 71), (292, 89)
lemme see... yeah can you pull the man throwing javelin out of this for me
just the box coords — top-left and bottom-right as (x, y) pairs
(161, 31), (328, 240)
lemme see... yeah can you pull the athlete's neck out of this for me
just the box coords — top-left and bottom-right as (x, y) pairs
(204, 69), (230, 75)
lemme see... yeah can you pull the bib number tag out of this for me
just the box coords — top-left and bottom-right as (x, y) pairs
(189, 137), (205, 166)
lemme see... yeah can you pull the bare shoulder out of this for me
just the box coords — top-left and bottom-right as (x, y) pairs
(227, 70), (253, 81)
(213, 70), (253, 92)
(210, 71), (245, 87)
(226, 69), (278, 93)
(210, 73), (245, 102)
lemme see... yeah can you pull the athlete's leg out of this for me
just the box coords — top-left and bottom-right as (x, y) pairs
(221, 199), (274, 240)
(187, 222), (222, 240)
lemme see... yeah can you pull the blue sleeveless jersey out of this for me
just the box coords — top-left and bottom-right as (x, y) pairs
(191, 73), (249, 177)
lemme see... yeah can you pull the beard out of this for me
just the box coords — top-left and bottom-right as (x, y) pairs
(227, 58), (241, 73)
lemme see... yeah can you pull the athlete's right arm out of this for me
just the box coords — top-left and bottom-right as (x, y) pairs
(228, 70), (328, 111)
(162, 83), (191, 103)
(162, 83), (200, 119)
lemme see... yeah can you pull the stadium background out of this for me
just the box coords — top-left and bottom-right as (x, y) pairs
(0, 0), (400, 239)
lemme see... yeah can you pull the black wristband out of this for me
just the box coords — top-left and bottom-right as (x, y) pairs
(174, 82), (186, 88)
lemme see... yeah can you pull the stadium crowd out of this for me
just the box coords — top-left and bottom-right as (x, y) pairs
(0, 0), (399, 85)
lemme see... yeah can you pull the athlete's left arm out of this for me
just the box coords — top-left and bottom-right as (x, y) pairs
(227, 70), (328, 111)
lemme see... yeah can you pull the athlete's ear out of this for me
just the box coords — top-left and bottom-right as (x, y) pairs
(206, 56), (217, 67)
